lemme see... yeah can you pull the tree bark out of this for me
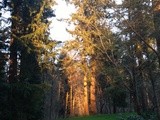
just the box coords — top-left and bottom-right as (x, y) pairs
(8, 38), (17, 83)
(89, 62), (97, 114)
(83, 75), (89, 115)
(131, 67), (141, 115)
(153, 0), (160, 119)
(70, 85), (73, 116)
(90, 76), (97, 114)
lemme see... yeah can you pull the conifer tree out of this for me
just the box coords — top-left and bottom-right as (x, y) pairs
(8, 0), (55, 83)
(1, 0), (56, 119)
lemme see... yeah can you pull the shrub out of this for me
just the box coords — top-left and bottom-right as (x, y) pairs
(141, 111), (158, 120)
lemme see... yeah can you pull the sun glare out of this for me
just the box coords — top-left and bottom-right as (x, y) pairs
(50, 1), (75, 41)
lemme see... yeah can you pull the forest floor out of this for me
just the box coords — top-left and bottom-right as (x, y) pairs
(59, 112), (136, 120)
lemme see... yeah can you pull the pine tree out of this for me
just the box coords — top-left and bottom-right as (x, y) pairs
(8, 0), (55, 83)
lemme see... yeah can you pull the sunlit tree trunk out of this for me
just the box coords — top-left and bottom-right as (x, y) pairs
(70, 85), (74, 116)
(89, 61), (97, 114)
(65, 92), (69, 117)
(83, 75), (89, 115)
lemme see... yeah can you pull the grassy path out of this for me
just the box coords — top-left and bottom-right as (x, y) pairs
(60, 113), (135, 120)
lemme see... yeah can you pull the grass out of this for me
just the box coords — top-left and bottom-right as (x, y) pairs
(59, 112), (136, 120)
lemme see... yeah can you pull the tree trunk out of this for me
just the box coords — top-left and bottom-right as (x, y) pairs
(153, 1), (160, 119)
(83, 75), (89, 115)
(150, 72), (159, 116)
(90, 76), (97, 114)
(65, 92), (69, 117)
(8, 0), (20, 83)
(70, 85), (73, 116)
(8, 38), (17, 83)
(153, 0), (160, 66)
(138, 69), (147, 112)
(89, 63), (97, 114)
(131, 67), (141, 115)
(113, 101), (117, 113)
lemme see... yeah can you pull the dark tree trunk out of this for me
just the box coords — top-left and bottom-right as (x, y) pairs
(113, 101), (116, 114)
(131, 67), (141, 115)
(150, 72), (159, 114)
(8, 0), (19, 83)
(153, 1), (160, 119)
(139, 71), (147, 112)
(8, 37), (17, 83)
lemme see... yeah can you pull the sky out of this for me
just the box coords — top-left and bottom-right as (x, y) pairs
(49, 0), (75, 41)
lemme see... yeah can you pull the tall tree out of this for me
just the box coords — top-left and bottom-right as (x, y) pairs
(1, 0), (56, 119)
(8, 0), (55, 83)
(152, 0), (160, 118)
(0, 2), (11, 119)
(153, 0), (160, 66)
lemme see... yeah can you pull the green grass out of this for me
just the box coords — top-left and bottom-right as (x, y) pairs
(60, 112), (136, 120)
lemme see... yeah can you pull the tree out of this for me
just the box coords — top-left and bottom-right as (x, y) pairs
(0, 2), (10, 119)
(0, 1), (7, 83)
(153, 0), (160, 66)
(0, 0), (56, 119)
(8, 0), (55, 83)
(152, 0), (160, 118)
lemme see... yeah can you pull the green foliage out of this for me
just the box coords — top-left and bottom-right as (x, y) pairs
(141, 111), (158, 120)
(0, 83), (45, 120)
(118, 112), (158, 120)
(0, 82), (52, 120)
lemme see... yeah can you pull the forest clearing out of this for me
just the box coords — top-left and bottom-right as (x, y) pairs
(1, 0), (160, 120)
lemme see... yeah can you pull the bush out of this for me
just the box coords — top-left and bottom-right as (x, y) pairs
(141, 111), (158, 120)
